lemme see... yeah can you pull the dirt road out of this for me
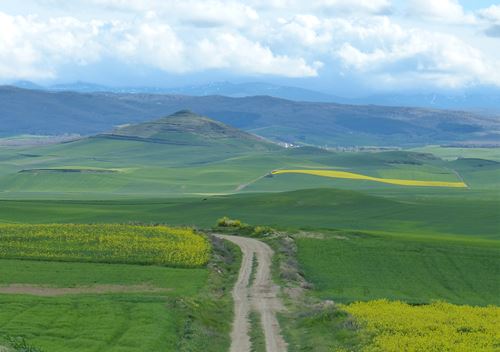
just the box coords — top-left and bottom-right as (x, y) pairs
(215, 234), (287, 352)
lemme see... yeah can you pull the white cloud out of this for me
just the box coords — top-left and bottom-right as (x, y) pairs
(0, 11), (320, 80)
(2, 0), (500, 90)
(249, 0), (391, 14)
(477, 4), (500, 24)
(477, 4), (500, 37)
(73, 0), (260, 27)
(334, 17), (500, 88)
(194, 33), (322, 76)
(0, 12), (104, 79)
(407, 0), (476, 24)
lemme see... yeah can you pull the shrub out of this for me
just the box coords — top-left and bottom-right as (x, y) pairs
(216, 217), (246, 228)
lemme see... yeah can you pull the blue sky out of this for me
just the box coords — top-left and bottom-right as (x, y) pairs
(1, 0), (499, 96)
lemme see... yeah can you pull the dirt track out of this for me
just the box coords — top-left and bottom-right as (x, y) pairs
(215, 234), (287, 352)
(0, 284), (170, 296)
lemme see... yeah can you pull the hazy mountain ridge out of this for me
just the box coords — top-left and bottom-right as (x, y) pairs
(11, 80), (500, 111)
(1, 86), (498, 147)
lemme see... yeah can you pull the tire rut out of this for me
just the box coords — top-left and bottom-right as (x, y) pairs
(215, 234), (287, 352)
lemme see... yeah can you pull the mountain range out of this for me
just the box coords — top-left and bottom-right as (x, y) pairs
(1, 86), (499, 147)
(10, 80), (500, 112)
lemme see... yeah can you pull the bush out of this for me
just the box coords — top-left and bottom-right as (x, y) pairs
(216, 217), (246, 228)
(252, 226), (276, 237)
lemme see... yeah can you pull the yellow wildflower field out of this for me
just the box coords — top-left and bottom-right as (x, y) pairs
(0, 224), (210, 267)
(344, 300), (499, 352)
(272, 169), (467, 188)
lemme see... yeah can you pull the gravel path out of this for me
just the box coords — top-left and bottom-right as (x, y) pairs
(215, 234), (288, 352)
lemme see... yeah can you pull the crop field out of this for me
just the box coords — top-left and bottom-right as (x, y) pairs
(272, 169), (467, 188)
(0, 258), (211, 352)
(411, 145), (500, 162)
(344, 300), (500, 352)
(0, 224), (236, 352)
(0, 224), (210, 267)
(296, 232), (500, 305)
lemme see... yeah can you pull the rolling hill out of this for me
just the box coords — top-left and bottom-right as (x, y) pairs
(104, 109), (276, 150)
(1, 86), (499, 147)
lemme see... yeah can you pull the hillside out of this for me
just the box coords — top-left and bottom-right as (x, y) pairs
(104, 110), (274, 150)
(1, 86), (499, 147)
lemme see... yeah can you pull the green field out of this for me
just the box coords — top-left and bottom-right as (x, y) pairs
(0, 259), (210, 351)
(296, 231), (500, 305)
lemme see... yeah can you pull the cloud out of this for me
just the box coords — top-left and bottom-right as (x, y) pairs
(194, 32), (322, 76)
(249, 0), (391, 14)
(334, 17), (500, 88)
(0, 11), (320, 80)
(2, 1), (500, 91)
(477, 4), (500, 37)
(71, 0), (260, 28)
(407, 0), (476, 24)
(0, 12), (104, 80)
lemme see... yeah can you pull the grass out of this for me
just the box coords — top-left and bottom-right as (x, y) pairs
(249, 311), (266, 352)
(296, 231), (500, 305)
(0, 187), (498, 239)
(272, 169), (467, 188)
(279, 304), (365, 352)
(0, 259), (207, 293)
(410, 145), (500, 162)
(0, 259), (207, 351)
(0, 294), (182, 352)
(0, 224), (210, 267)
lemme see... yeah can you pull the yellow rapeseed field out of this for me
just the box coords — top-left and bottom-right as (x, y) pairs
(272, 169), (467, 188)
(344, 300), (500, 352)
(0, 224), (210, 267)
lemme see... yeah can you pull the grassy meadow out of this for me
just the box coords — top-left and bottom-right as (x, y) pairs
(296, 231), (500, 305)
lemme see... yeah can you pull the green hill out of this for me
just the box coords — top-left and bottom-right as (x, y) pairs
(103, 110), (276, 151)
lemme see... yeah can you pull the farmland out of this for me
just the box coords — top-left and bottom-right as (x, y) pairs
(296, 231), (500, 305)
(0, 224), (210, 267)
(0, 111), (498, 351)
(272, 169), (467, 188)
(344, 300), (500, 352)
(0, 224), (236, 352)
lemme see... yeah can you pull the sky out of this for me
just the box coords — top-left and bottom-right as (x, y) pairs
(1, 0), (500, 96)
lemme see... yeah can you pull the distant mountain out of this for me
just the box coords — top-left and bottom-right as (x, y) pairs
(1, 86), (498, 147)
(356, 92), (500, 113)
(11, 80), (338, 102)
(160, 82), (339, 102)
(10, 80), (500, 111)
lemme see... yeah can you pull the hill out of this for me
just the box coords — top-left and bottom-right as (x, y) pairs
(1, 86), (499, 147)
(104, 110), (274, 150)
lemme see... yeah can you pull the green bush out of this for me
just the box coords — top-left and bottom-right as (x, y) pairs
(252, 226), (276, 237)
(216, 217), (246, 228)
